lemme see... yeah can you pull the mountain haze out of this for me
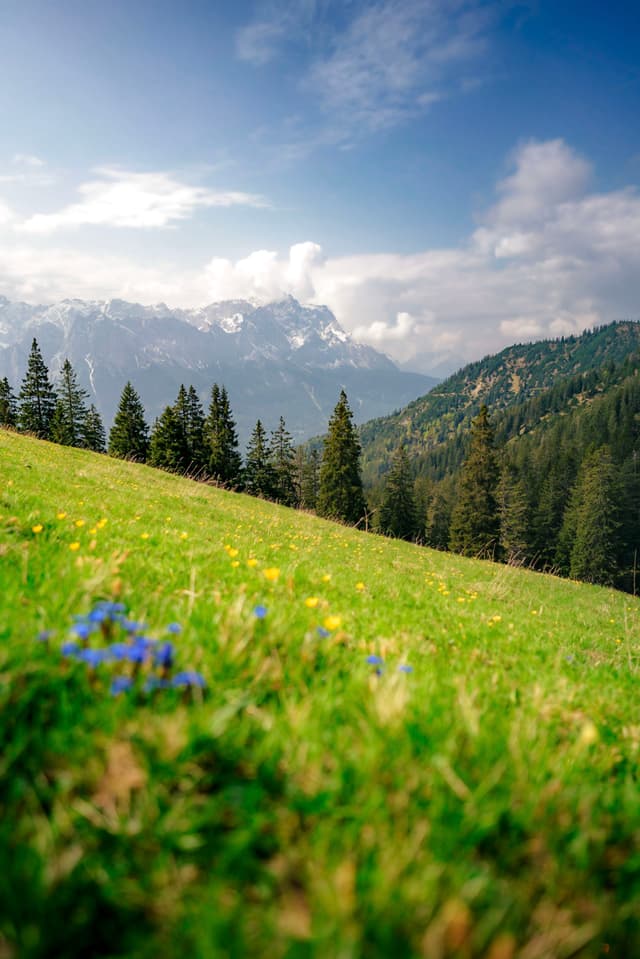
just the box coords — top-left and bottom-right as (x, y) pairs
(0, 294), (436, 442)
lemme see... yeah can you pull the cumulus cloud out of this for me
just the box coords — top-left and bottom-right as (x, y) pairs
(1, 139), (639, 375)
(19, 168), (266, 233)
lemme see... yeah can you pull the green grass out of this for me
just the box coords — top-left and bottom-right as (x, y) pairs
(1, 429), (639, 958)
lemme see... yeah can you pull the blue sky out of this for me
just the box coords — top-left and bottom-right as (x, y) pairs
(1, 0), (639, 371)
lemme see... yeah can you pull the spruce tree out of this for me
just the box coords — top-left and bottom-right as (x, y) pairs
(569, 447), (620, 585)
(51, 358), (89, 447)
(149, 406), (188, 471)
(244, 420), (276, 498)
(424, 480), (454, 550)
(378, 445), (420, 540)
(0, 376), (18, 427)
(18, 338), (57, 438)
(317, 390), (367, 525)
(298, 447), (320, 511)
(108, 382), (149, 461)
(186, 385), (207, 473)
(270, 416), (297, 506)
(498, 464), (531, 564)
(205, 384), (242, 486)
(449, 404), (500, 557)
(82, 405), (106, 452)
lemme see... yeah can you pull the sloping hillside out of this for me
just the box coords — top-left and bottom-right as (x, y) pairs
(360, 320), (640, 484)
(1, 430), (639, 956)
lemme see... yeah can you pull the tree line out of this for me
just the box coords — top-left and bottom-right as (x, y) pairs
(0, 338), (368, 525)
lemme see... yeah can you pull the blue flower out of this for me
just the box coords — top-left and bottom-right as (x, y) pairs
(122, 619), (146, 634)
(253, 605), (267, 619)
(154, 642), (175, 669)
(398, 664), (413, 674)
(109, 642), (130, 660)
(316, 627), (330, 638)
(366, 654), (384, 666)
(88, 607), (108, 624)
(110, 676), (134, 696)
(78, 648), (106, 667)
(172, 670), (206, 689)
(36, 630), (53, 642)
(72, 622), (93, 641)
(127, 641), (149, 664)
(166, 622), (182, 634)
(143, 676), (170, 692)
(61, 641), (80, 657)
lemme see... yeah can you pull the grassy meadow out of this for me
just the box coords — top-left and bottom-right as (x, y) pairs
(1, 428), (639, 957)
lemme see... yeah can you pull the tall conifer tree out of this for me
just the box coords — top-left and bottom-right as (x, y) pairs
(18, 338), (57, 438)
(0, 376), (17, 427)
(569, 447), (620, 585)
(270, 416), (297, 505)
(205, 384), (242, 486)
(378, 445), (420, 540)
(50, 358), (89, 447)
(244, 420), (276, 498)
(449, 404), (500, 557)
(149, 406), (188, 471)
(82, 405), (106, 452)
(298, 447), (320, 511)
(498, 464), (531, 564)
(108, 382), (149, 461)
(186, 385), (207, 472)
(317, 390), (367, 525)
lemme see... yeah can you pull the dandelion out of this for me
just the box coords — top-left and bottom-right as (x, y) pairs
(321, 574), (331, 583)
(263, 567), (280, 582)
(75, 519), (85, 528)
(32, 523), (43, 534)
(254, 605), (268, 619)
(140, 532), (150, 540)
(96, 518), (107, 529)
(323, 615), (342, 631)
(89, 527), (97, 535)
(247, 558), (258, 568)
(180, 532), (188, 540)
(57, 511), (67, 520)
(69, 542), (81, 552)
(304, 597), (319, 608)
(231, 560), (240, 568)
(355, 582), (365, 591)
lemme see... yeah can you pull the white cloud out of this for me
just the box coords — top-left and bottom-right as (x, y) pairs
(1, 139), (639, 376)
(13, 153), (45, 168)
(236, 19), (287, 65)
(19, 168), (266, 234)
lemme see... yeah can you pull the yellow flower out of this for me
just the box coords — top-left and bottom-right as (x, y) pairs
(69, 542), (81, 551)
(263, 567), (280, 582)
(323, 615), (342, 631)
(32, 524), (43, 534)
(355, 582), (365, 591)
(89, 527), (97, 535)
(180, 532), (188, 540)
(96, 518), (107, 529)
(57, 511), (67, 520)
(140, 532), (150, 540)
(457, 597), (466, 604)
(247, 558), (258, 568)
(304, 596), (319, 608)
(321, 574), (331, 583)
(75, 519), (85, 528)
(231, 560), (240, 568)
(227, 547), (239, 558)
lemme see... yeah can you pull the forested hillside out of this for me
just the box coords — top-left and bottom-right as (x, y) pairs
(360, 321), (640, 486)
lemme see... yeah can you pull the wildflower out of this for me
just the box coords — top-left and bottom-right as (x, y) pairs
(72, 622), (92, 641)
(316, 627), (330, 638)
(36, 630), (53, 643)
(75, 519), (85, 528)
(254, 604), (268, 619)
(61, 641), (80, 657)
(366, 654), (384, 666)
(57, 511), (67, 520)
(180, 532), (188, 540)
(143, 676), (170, 692)
(69, 542), (80, 551)
(154, 642), (175, 670)
(231, 560), (240, 568)
(304, 597), (319, 608)
(323, 615), (342, 631)
(140, 532), (150, 540)
(247, 558), (258, 567)
(109, 642), (130, 660)
(111, 676), (134, 696)
(321, 574), (331, 583)
(355, 582), (365, 591)
(172, 670), (206, 689)
(78, 648), (107, 667)
(263, 567), (280, 582)
(398, 664), (413, 674)
(227, 547), (239, 558)
(167, 622), (182, 634)
(32, 524), (43, 534)
(96, 518), (107, 529)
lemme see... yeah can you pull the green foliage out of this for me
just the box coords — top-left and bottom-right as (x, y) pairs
(317, 389), (367, 525)
(378, 445), (420, 540)
(498, 465), (531, 564)
(82, 405), (106, 453)
(244, 420), (276, 498)
(449, 405), (500, 557)
(50, 358), (90, 447)
(108, 382), (149, 461)
(18, 338), (57, 439)
(0, 376), (17, 427)
(568, 447), (621, 585)
(149, 404), (189, 472)
(205, 384), (242, 487)
(2, 430), (640, 957)
(297, 446), (320, 511)
(270, 416), (297, 506)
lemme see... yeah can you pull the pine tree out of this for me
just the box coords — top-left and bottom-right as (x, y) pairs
(50, 358), (89, 447)
(244, 420), (276, 498)
(298, 447), (320, 511)
(270, 416), (297, 506)
(498, 464), (531, 564)
(171, 385), (193, 472)
(149, 406), (188, 471)
(186, 385), (207, 473)
(108, 382), (149, 461)
(205, 384), (242, 486)
(317, 390), (367, 526)
(378, 445), (420, 540)
(569, 447), (621, 585)
(449, 404), (500, 557)
(18, 338), (57, 438)
(424, 479), (454, 550)
(82, 404), (106, 452)
(0, 376), (18, 427)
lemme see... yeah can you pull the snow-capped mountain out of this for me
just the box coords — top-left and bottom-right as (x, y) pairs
(0, 294), (437, 441)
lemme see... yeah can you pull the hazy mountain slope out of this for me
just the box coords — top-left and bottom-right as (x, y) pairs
(0, 294), (436, 442)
